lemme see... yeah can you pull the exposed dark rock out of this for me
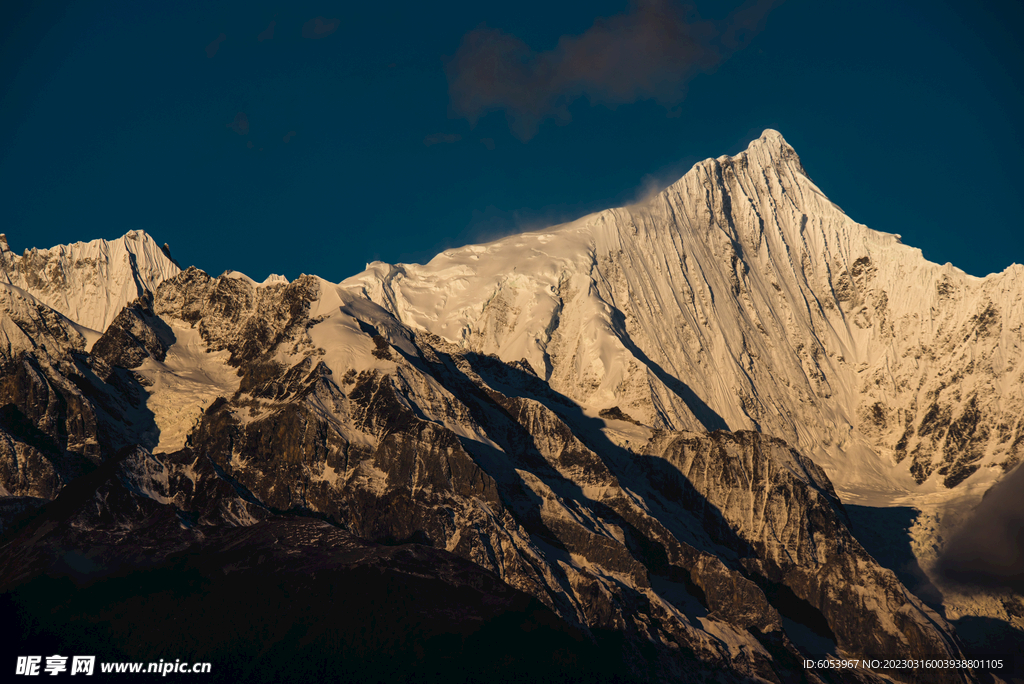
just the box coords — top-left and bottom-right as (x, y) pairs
(371, 334), (393, 360)
(0, 477), (639, 684)
(600, 406), (641, 425)
(969, 303), (1000, 338)
(90, 293), (174, 373)
(646, 430), (969, 682)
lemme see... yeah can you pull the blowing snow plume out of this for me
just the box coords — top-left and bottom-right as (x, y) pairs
(445, 0), (780, 140)
(935, 463), (1024, 593)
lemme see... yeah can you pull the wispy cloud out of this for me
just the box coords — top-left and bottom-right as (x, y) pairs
(423, 133), (462, 147)
(206, 33), (226, 58)
(445, 0), (780, 140)
(258, 21), (275, 42)
(227, 112), (249, 135)
(303, 17), (339, 40)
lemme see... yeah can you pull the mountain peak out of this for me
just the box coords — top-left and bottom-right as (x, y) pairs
(757, 128), (787, 145)
(664, 130), (804, 199)
(726, 128), (805, 177)
(0, 230), (181, 331)
(741, 128), (796, 158)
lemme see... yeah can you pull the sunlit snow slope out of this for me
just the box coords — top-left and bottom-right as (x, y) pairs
(0, 230), (180, 336)
(344, 130), (1024, 502)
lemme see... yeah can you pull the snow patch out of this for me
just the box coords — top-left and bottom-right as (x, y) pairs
(135, 321), (240, 454)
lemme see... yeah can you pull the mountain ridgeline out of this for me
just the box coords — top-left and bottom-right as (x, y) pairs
(1, 132), (1021, 683)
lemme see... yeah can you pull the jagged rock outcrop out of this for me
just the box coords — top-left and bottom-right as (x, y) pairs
(90, 293), (173, 374)
(645, 431), (964, 674)
(0, 283), (158, 498)
(0, 284), (96, 497)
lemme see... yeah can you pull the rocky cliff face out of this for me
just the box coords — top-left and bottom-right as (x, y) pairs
(0, 283), (155, 499)
(1, 132), (1018, 683)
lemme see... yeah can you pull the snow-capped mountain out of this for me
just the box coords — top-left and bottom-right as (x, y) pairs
(1, 132), (1020, 683)
(345, 130), (1024, 503)
(0, 229), (180, 336)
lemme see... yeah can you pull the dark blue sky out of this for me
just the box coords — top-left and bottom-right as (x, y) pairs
(2, 0), (1022, 281)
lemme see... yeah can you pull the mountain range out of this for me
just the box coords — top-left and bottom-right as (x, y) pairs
(1, 131), (1020, 683)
